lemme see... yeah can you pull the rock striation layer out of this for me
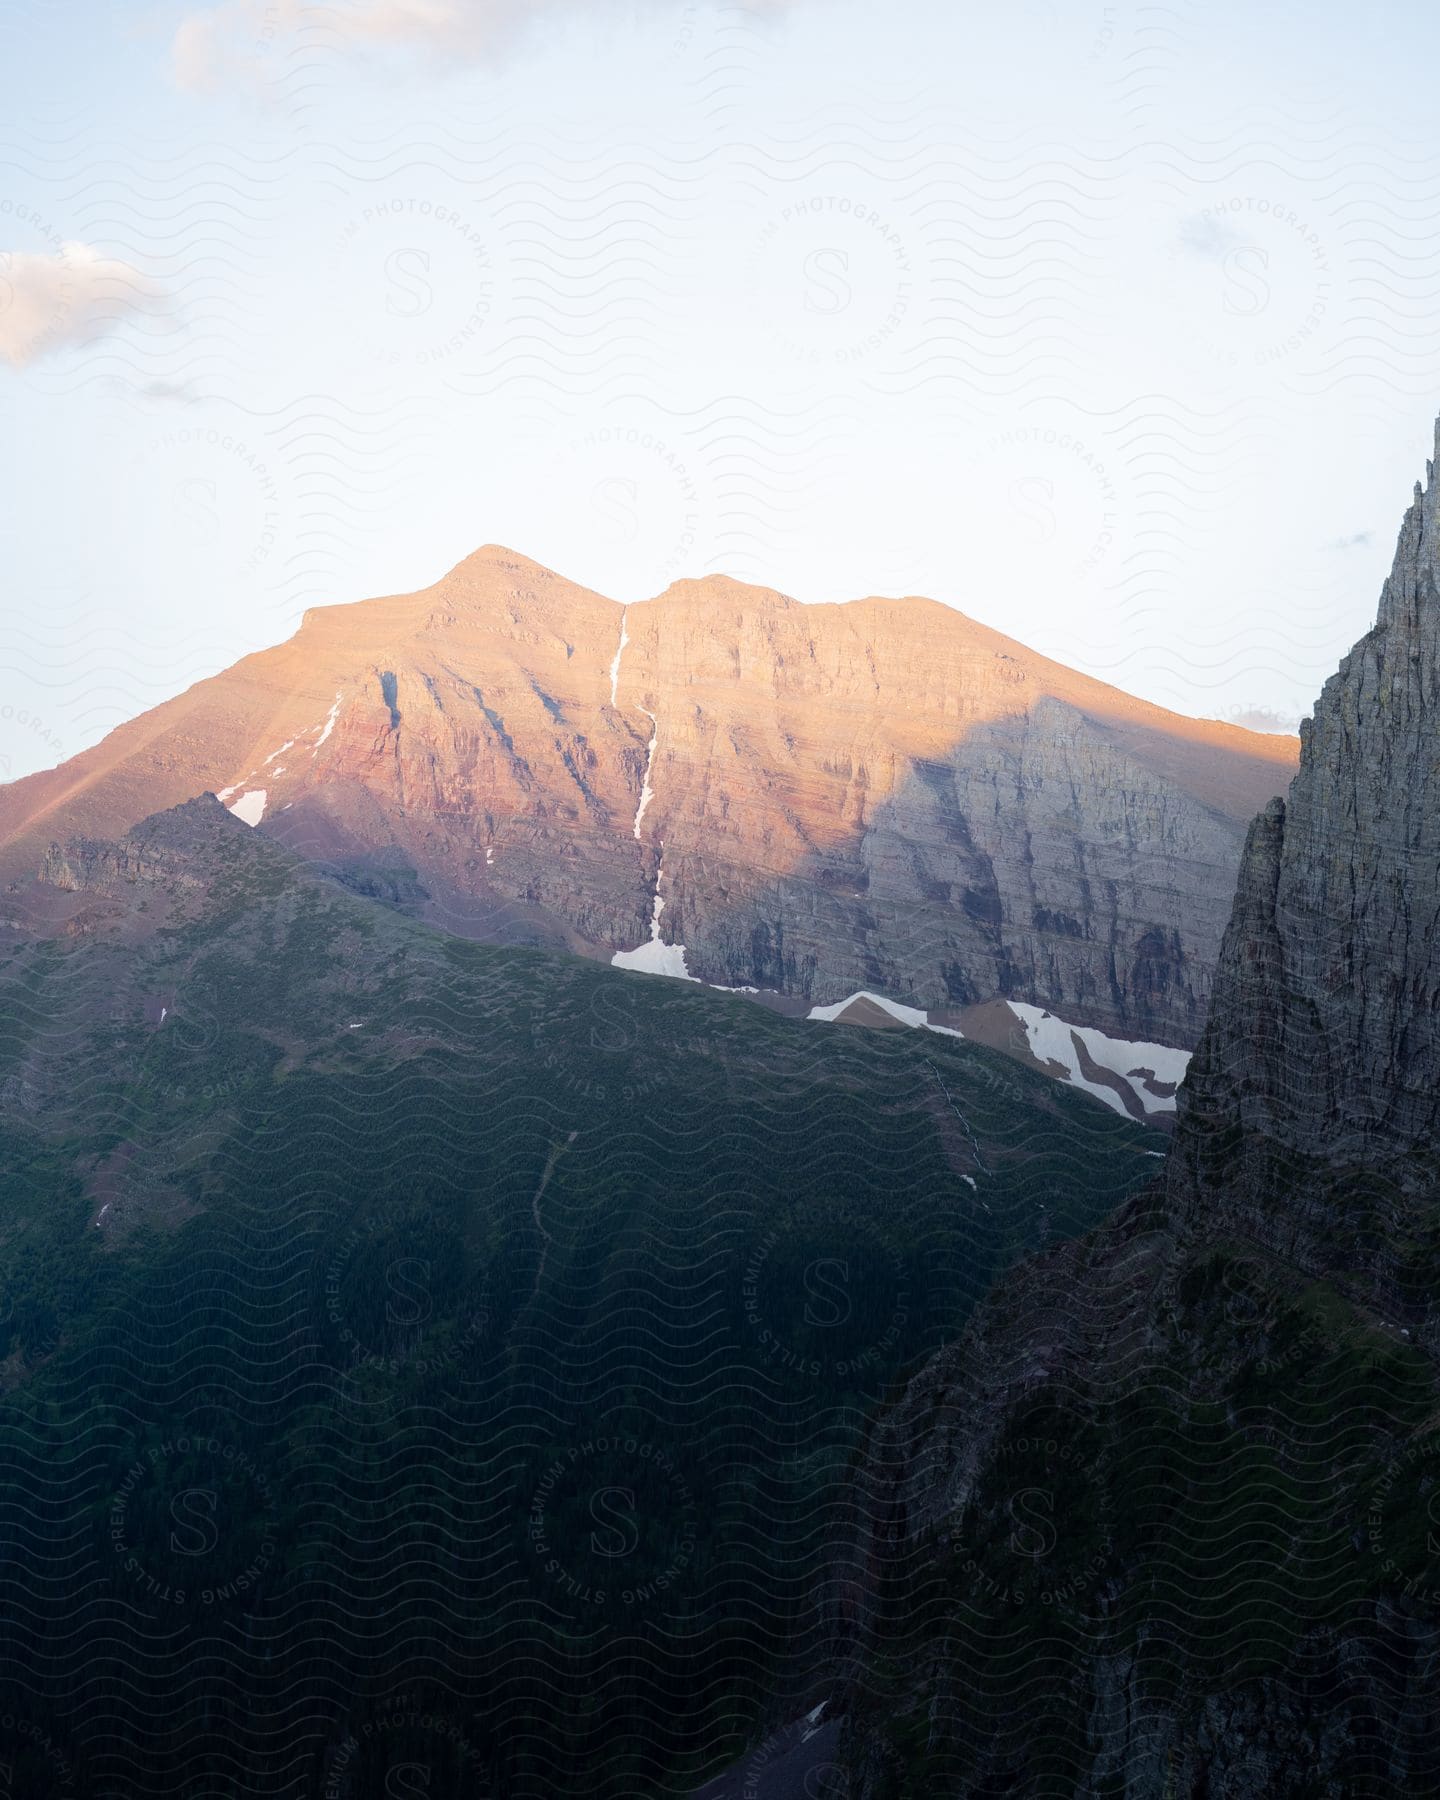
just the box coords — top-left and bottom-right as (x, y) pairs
(0, 549), (1293, 1048)
(827, 422), (1440, 1797)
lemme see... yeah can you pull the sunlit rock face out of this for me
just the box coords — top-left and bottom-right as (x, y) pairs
(0, 545), (1295, 1047)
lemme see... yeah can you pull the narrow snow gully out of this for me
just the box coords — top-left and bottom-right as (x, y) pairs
(609, 608), (629, 708)
(608, 613), (692, 979)
(632, 706), (658, 841)
(609, 606), (656, 841)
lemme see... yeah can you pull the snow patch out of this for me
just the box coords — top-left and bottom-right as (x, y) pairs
(216, 784), (240, 802)
(810, 990), (929, 1027)
(610, 854), (697, 982)
(485, 846), (494, 866)
(611, 937), (696, 980)
(808, 990), (965, 1041)
(263, 739), (294, 765)
(227, 789), (267, 827)
(159, 1006), (167, 1024)
(1006, 1002), (1190, 1118)
(800, 1703), (828, 1743)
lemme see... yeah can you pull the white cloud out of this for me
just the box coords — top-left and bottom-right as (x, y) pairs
(1177, 213), (1242, 261)
(171, 0), (795, 91)
(0, 244), (168, 371)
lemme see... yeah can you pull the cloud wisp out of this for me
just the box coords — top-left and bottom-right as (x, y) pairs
(171, 0), (796, 92)
(0, 244), (168, 372)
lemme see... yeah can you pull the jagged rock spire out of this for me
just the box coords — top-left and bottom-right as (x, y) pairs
(1371, 414), (1440, 643)
(1172, 414), (1440, 1287)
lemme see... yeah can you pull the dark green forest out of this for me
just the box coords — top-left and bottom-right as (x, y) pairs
(0, 816), (1163, 1796)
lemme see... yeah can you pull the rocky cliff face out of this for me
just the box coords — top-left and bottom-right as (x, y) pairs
(0, 549), (1293, 1049)
(37, 794), (240, 896)
(828, 423), (1440, 1797)
(1169, 448), (1440, 1290)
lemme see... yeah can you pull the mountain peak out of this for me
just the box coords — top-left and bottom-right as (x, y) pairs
(647, 572), (798, 611)
(1377, 414), (1440, 639)
(0, 547), (1299, 1048)
(450, 543), (560, 577)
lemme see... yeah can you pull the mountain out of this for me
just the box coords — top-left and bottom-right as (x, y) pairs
(823, 424), (1440, 1793)
(0, 549), (1295, 1071)
(0, 790), (1165, 1798)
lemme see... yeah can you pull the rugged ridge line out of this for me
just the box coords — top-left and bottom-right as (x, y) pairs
(0, 548), (1295, 1048)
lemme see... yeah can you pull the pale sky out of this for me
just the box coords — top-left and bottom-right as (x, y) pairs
(4, 0), (1440, 779)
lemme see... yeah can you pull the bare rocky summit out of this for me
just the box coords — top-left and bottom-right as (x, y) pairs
(0, 548), (1293, 1049)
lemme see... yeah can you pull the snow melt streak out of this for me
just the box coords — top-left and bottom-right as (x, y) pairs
(314, 692), (343, 749)
(609, 610), (628, 708)
(632, 706), (658, 840)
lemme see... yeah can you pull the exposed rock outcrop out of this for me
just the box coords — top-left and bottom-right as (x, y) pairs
(38, 794), (237, 898)
(0, 550), (1294, 1048)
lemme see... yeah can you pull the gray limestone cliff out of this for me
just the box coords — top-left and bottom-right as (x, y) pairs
(827, 422), (1440, 1797)
(1169, 433), (1440, 1326)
